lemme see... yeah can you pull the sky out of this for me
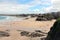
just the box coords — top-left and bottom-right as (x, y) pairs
(0, 0), (59, 14)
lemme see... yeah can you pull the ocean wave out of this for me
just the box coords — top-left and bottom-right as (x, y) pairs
(0, 16), (24, 22)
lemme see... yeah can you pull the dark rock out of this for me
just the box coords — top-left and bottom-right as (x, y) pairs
(20, 31), (29, 36)
(29, 32), (45, 37)
(0, 31), (10, 37)
(35, 30), (42, 33)
(36, 15), (48, 21)
(35, 30), (47, 34)
(36, 17), (47, 21)
(45, 20), (60, 40)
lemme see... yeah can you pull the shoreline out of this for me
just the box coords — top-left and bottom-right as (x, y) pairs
(0, 17), (56, 32)
(0, 17), (56, 40)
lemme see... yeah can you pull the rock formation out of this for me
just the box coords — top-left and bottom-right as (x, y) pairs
(0, 31), (10, 37)
(45, 19), (60, 40)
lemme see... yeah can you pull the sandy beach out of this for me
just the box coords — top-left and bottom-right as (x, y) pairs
(0, 17), (56, 40)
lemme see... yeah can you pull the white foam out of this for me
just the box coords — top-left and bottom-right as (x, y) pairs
(0, 16), (25, 22)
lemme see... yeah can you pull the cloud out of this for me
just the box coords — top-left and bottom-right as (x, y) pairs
(0, 0), (51, 14)
(0, 4), (30, 14)
(51, 0), (60, 12)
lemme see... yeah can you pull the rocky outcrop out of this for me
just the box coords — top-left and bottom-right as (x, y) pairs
(45, 20), (60, 40)
(29, 32), (45, 37)
(36, 17), (47, 21)
(20, 31), (29, 36)
(0, 31), (10, 37)
(36, 15), (48, 21)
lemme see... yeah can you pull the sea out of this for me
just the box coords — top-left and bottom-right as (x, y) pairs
(0, 16), (25, 22)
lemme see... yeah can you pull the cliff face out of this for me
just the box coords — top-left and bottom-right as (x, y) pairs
(45, 20), (60, 40)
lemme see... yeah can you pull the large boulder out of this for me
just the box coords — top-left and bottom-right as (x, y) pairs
(45, 19), (60, 40)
